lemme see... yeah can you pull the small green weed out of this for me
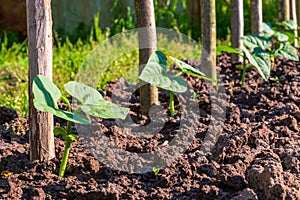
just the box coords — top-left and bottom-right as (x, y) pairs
(152, 167), (160, 176)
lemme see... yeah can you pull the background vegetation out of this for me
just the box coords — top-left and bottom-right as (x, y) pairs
(0, 0), (283, 116)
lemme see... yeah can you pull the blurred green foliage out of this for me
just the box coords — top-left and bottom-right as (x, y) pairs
(0, 33), (29, 116)
(0, 0), (283, 116)
(217, 0), (278, 40)
(0, 11), (200, 116)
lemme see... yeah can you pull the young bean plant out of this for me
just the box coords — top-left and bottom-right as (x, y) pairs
(33, 75), (129, 177)
(218, 21), (299, 87)
(139, 51), (214, 117)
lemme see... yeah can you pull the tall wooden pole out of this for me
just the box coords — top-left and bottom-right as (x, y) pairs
(201, 0), (217, 81)
(297, 0), (300, 26)
(27, 0), (55, 161)
(134, 0), (159, 115)
(278, 0), (290, 21)
(250, 0), (262, 34)
(290, 0), (298, 47)
(231, 0), (244, 63)
(188, 0), (201, 40)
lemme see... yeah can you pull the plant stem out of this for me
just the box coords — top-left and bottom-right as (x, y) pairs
(170, 91), (175, 117)
(61, 96), (71, 111)
(58, 96), (72, 177)
(59, 140), (71, 177)
(61, 96), (72, 134)
(270, 54), (275, 69)
(241, 53), (246, 88)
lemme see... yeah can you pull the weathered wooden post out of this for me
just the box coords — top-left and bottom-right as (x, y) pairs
(188, 0), (201, 40)
(289, 0), (298, 47)
(278, 0), (290, 21)
(27, 0), (55, 161)
(231, 0), (244, 63)
(134, 0), (159, 115)
(297, 0), (300, 26)
(250, 0), (262, 34)
(201, 0), (217, 81)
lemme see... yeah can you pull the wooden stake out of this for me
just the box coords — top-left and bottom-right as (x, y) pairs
(278, 0), (290, 21)
(290, 0), (298, 47)
(250, 0), (262, 34)
(27, 0), (55, 161)
(134, 0), (159, 115)
(201, 0), (217, 81)
(231, 0), (244, 63)
(297, 0), (300, 26)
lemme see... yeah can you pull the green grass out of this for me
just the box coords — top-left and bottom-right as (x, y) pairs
(0, 0), (280, 117)
(0, 22), (201, 117)
(0, 34), (29, 117)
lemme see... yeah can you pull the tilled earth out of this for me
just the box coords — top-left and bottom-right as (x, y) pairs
(0, 53), (299, 199)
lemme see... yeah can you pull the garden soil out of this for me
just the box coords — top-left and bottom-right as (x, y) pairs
(0, 53), (299, 199)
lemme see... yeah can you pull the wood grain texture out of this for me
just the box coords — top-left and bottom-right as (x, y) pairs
(297, 0), (300, 26)
(289, 0), (298, 47)
(27, 0), (55, 161)
(134, 0), (158, 115)
(250, 0), (262, 34)
(188, 0), (201, 39)
(201, 0), (217, 81)
(231, 0), (244, 63)
(278, 0), (290, 21)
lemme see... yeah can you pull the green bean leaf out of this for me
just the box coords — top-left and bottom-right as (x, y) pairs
(139, 62), (187, 93)
(33, 75), (90, 124)
(64, 81), (104, 104)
